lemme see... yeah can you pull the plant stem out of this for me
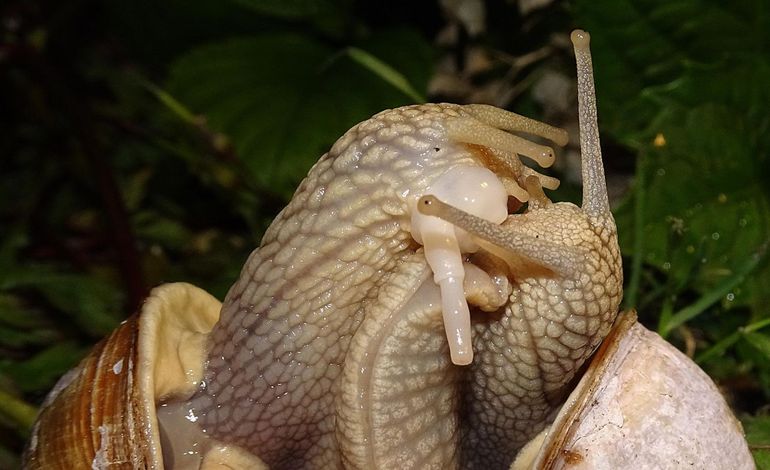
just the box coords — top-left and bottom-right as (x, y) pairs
(625, 152), (648, 309)
(662, 252), (764, 338)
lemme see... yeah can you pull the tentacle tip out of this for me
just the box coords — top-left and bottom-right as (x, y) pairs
(540, 148), (556, 168)
(554, 129), (570, 147)
(524, 175), (540, 186)
(450, 348), (473, 366)
(571, 29), (591, 49)
(417, 194), (442, 216)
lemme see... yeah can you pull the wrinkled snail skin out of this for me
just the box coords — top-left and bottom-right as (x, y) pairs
(179, 104), (565, 469)
(337, 254), (512, 469)
(451, 30), (622, 468)
(184, 29), (614, 468)
(459, 205), (621, 468)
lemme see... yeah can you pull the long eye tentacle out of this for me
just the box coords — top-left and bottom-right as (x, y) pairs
(417, 194), (584, 278)
(571, 30), (611, 222)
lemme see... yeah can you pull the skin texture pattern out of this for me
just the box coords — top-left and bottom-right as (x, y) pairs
(158, 30), (622, 470)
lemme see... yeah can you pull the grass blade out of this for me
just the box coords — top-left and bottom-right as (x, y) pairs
(660, 251), (764, 337)
(346, 47), (426, 103)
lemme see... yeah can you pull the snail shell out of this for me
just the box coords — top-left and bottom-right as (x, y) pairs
(23, 283), (229, 469)
(513, 311), (754, 470)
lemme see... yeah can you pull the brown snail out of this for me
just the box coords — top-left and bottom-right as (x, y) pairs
(23, 30), (753, 469)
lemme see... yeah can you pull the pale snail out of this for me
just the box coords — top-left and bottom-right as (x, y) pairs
(23, 30), (753, 470)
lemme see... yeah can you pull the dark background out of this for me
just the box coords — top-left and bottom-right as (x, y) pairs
(1, 0), (769, 467)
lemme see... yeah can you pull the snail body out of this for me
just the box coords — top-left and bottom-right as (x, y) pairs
(24, 31), (752, 470)
(177, 104), (568, 468)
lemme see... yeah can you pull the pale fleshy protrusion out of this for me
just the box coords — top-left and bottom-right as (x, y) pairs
(524, 175), (551, 210)
(522, 167), (560, 191)
(500, 177), (531, 203)
(409, 166), (508, 365)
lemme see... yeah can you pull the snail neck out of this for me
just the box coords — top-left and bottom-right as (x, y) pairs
(191, 185), (413, 467)
(184, 141), (463, 467)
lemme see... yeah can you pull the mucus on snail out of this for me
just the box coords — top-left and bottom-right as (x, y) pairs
(23, 30), (753, 470)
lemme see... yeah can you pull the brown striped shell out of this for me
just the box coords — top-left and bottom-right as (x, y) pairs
(23, 283), (221, 469)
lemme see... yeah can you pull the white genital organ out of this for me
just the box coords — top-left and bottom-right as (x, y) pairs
(410, 165), (508, 365)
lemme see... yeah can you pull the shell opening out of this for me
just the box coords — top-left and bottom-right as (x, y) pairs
(410, 166), (508, 365)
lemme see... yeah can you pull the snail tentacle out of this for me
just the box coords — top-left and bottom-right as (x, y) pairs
(572, 30), (611, 223)
(417, 194), (584, 278)
(462, 104), (569, 147)
(445, 118), (557, 169)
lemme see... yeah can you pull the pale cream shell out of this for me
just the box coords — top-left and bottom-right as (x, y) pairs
(516, 312), (754, 470)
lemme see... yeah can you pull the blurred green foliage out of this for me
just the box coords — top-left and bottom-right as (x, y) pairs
(0, 0), (768, 467)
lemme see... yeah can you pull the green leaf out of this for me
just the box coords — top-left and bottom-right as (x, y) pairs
(143, 80), (199, 126)
(0, 267), (124, 337)
(623, 63), (770, 311)
(697, 317), (770, 363)
(573, 0), (770, 138)
(0, 325), (58, 349)
(133, 211), (192, 248)
(0, 294), (47, 330)
(743, 415), (770, 469)
(576, 0), (770, 311)
(659, 252), (763, 336)
(168, 30), (432, 196)
(346, 47), (426, 103)
(0, 388), (37, 436)
(756, 451), (770, 470)
(744, 331), (770, 360)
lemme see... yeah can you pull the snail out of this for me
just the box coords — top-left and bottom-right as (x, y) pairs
(23, 30), (753, 470)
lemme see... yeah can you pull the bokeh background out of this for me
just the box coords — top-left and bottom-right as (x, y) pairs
(1, 0), (769, 467)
